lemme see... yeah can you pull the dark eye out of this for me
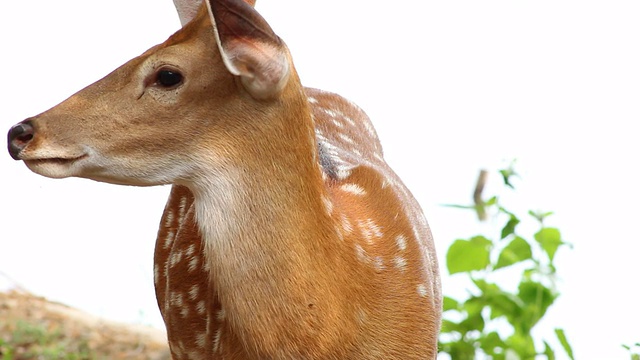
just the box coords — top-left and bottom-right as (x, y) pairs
(156, 69), (183, 88)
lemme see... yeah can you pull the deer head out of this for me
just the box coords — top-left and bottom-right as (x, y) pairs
(8, 0), (303, 189)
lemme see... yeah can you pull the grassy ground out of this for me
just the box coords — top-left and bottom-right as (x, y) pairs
(0, 290), (169, 360)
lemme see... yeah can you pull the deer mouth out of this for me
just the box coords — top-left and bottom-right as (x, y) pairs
(25, 155), (86, 166)
(23, 154), (89, 179)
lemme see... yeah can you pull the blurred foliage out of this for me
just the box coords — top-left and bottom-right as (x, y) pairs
(438, 164), (574, 359)
(623, 343), (640, 360)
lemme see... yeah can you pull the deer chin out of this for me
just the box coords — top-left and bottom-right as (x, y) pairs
(23, 154), (88, 179)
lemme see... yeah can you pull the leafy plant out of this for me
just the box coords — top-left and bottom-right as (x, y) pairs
(438, 165), (573, 359)
(623, 343), (640, 360)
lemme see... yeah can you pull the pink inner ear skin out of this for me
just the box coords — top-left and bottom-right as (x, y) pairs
(208, 0), (279, 45)
(206, 0), (290, 99)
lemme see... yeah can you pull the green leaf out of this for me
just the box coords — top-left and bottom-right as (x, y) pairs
(543, 341), (556, 360)
(495, 236), (532, 270)
(500, 213), (520, 239)
(506, 332), (535, 358)
(460, 311), (485, 333)
(439, 340), (477, 360)
(487, 293), (524, 321)
(555, 328), (574, 360)
(529, 210), (554, 224)
(480, 332), (507, 355)
(463, 296), (486, 317)
(440, 319), (461, 334)
(471, 278), (496, 293)
(443, 296), (460, 312)
(517, 281), (557, 332)
(446, 236), (492, 275)
(534, 227), (563, 262)
(470, 279), (525, 321)
(499, 165), (518, 189)
(442, 203), (476, 210)
(485, 196), (498, 206)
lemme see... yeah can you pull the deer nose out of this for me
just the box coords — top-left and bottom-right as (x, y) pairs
(8, 120), (35, 160)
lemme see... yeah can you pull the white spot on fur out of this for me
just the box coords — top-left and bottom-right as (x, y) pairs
(188, 256), (200, 272)
(172, 343), (184, 357)
(341, 183), (366, 196)
(343, 115), (356, 127)
(339, 133), (355, 144)
(189, 285), (200, 301)
(336, 168), (352, 180)
(322, 195), (333, 215)
(196, 332), (207, 348)
(213, 328), (223, 353)
(358, 219), (383, 243)
(373, 256), (385, 272)
(341, 214), (353, 234)
(196, 300), (206, 315)
(321, 168), (328, 181)
(363, 118), (376, 136)
(202, 256), (211, 272)
(217, 308), (226, 321)
(153, 263), (160, 285)
(171, 292), (185, 307)
(163, 229), (175, 250)
(335, 225), (344, 241)
(396, 235), (407, 251)
(186, 349), (205, 360)
(322, 108), (339, 118)
(308, 96), (318, 104)
(164, 208), (175, 228)
(355, 244), (370, 263)
(177, 195), (188, 223)
(417, 284), (428, 298)
(394, 256), (407, 272)
(315, 130), (326, 141)
(185, 244), (196, 257)
(170, 250), (184, 267)
(180, 305), (190, 318)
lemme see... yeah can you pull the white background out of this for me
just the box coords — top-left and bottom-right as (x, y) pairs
(1, 1), (639, 358)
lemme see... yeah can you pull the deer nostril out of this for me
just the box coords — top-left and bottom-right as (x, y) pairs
(8, 120), (35, 160)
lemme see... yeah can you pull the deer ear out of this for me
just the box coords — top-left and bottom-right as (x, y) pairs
(174, 0), (257, 26)
(205, 0), (290, 100)
(173, 0), (202, 26)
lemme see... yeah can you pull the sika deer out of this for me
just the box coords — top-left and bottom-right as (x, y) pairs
(8, 0), (441, 358)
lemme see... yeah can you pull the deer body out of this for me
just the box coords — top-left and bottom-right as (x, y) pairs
(8, 1), (441, 359)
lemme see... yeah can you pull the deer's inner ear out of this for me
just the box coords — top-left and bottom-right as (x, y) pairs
(205, 0), (290, 99)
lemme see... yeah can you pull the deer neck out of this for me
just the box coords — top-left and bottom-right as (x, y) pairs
(182, 92), (346, 342)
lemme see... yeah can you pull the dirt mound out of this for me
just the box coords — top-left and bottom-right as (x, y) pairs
(0, 290), (170, 359)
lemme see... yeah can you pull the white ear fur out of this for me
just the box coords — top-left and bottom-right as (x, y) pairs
(173, 0), (202, 26)
(205, 0), (290, 100)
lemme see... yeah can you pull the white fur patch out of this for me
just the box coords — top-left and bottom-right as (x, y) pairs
(341, 183), (366, 196)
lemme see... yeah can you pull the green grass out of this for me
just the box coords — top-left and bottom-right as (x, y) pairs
(0, 320), (94, 360)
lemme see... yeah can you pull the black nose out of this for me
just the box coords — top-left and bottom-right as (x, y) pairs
(8, 120), (35, 160)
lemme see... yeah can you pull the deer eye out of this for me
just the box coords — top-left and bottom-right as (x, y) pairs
(156, 69), (183, 88)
